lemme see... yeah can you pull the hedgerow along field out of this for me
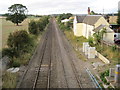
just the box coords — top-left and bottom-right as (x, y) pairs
(1, 16), (39, 49)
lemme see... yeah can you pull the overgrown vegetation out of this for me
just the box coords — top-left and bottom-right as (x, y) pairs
(87, 27), (120, 63)
(57, 13), (72, 23)
(57, 13), (73, 31)
(29, 16), (49, 35)
(100, 70), (109, 85)
(2, 72), (18, 88)
(2, 16), (49, 65)
(2, 16), (49, 88)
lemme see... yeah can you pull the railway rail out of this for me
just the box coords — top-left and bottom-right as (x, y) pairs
(18, 18), (95, 88)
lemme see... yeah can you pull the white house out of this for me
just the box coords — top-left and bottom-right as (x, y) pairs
(73, 15), (109, 38)
(73, 15), (115, 43)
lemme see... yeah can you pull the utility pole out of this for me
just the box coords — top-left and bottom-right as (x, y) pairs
(103, 8), (104, 16)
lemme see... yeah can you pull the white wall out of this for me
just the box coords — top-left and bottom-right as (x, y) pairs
(82, 24), (94, 39)
(103, 33), (114, 44)
(73, 16), (77, 35)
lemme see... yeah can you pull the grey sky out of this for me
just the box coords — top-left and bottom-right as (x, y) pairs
(0, 0), (119, 15)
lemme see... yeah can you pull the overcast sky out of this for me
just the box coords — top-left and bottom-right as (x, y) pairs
(0, 0), (119, 15)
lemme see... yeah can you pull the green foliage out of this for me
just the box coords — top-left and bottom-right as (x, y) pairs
(2, 72), (18, 88)
(93, 28), (106, 44)
(6, 4), (28, 25)
(7, 30), (34, 57)
(117, 11), (120, 24)
(90, 11), (96, 15)
(38, 16), (49, 31)
(93, 32), (101, 44)
(2, 48), (16, 58)
(57, 13), (72, 22)
(111, 45), (117, 52)
(28, 16), (49, 35)
(66, 21), (73, 28)
(28, 20), (39, 35)
(88, 36), (94, 46)
(100, 70), (109, 84)
(12, 60), (20, 67)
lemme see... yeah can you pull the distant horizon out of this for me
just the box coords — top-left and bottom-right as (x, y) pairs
(0, 12), (118, 16)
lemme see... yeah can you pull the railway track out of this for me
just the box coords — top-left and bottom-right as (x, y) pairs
(18, 18), (95, 88)
(18, 19), (53, 89)
(32, 20), (52, 89)
(54, 19), (83, 88)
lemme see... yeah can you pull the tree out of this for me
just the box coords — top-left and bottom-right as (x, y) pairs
(28, 16), (49, 35)
(90, 11), (96, 15)
(6, 4), (28, 26)
(93, 28), (106, 44)
(100, 28), (107, 40)
(29, 20), (39, 35)
(57, 13), (72, 22)
(7, 30), (34, 57)
(117, 11), (120, 24)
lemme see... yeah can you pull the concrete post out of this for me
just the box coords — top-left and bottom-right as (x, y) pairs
(85, 44), (89, 56)
(109, 68), (115, 77)
(115, 65), (120, 83)
(83, 42), (89, 52)
(88, 47), (96, 58)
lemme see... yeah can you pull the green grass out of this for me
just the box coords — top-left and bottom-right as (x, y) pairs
(94, 44), (120, 64)
(1, 17), (39, 49)
(64, 30), (88, 61)
(100, 70), (110, 85)
(64, 30), (120, 64)
(2, 72), (18, 88)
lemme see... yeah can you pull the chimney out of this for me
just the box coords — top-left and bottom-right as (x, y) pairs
(88, 7), (90, 15)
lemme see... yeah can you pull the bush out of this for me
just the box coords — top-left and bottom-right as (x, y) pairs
(29, 16), (49, 34)
(29, 20), (39, 35)
(7, 30), (34, 57)
(12, 60), (20, 67)
(88, 36), (94, 46)
(2, 48), (16, 58)
(100, 70), (109, 84)
(111, 45), (117, 52)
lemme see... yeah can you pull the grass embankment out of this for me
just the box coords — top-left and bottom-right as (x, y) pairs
(2, 16), (49, 88)
(63, 30), (88, 61)
(63, 29), (119, 64)
(2, 33), (42, 88)
(1, 17), (39, 49)
(94, 44), (120, 64)
(61, 24), (119, 88)
(2, 72), (18, 88)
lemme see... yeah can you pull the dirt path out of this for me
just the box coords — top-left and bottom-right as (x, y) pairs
(18, 18), (95, 88)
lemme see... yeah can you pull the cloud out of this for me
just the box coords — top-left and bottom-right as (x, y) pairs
(0, 0), (119, 15)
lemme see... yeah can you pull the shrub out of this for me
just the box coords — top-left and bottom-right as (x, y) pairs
(111, 45), (117, 52)
(88, 36), (94, 46)
(7, 30), (34, 57)
(100, 70), (109, 84)
(12, 60), (20, 67)
(28, 20), (39, 35)
(2, 48), (16, 58)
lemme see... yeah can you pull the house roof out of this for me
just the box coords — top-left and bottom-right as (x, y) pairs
(93, 24), (106, 32)
(83, 15), (101, 25)
(76, 16), (86, 23)
(93, 24), (114, 33)
(76, 15), (102, 26)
